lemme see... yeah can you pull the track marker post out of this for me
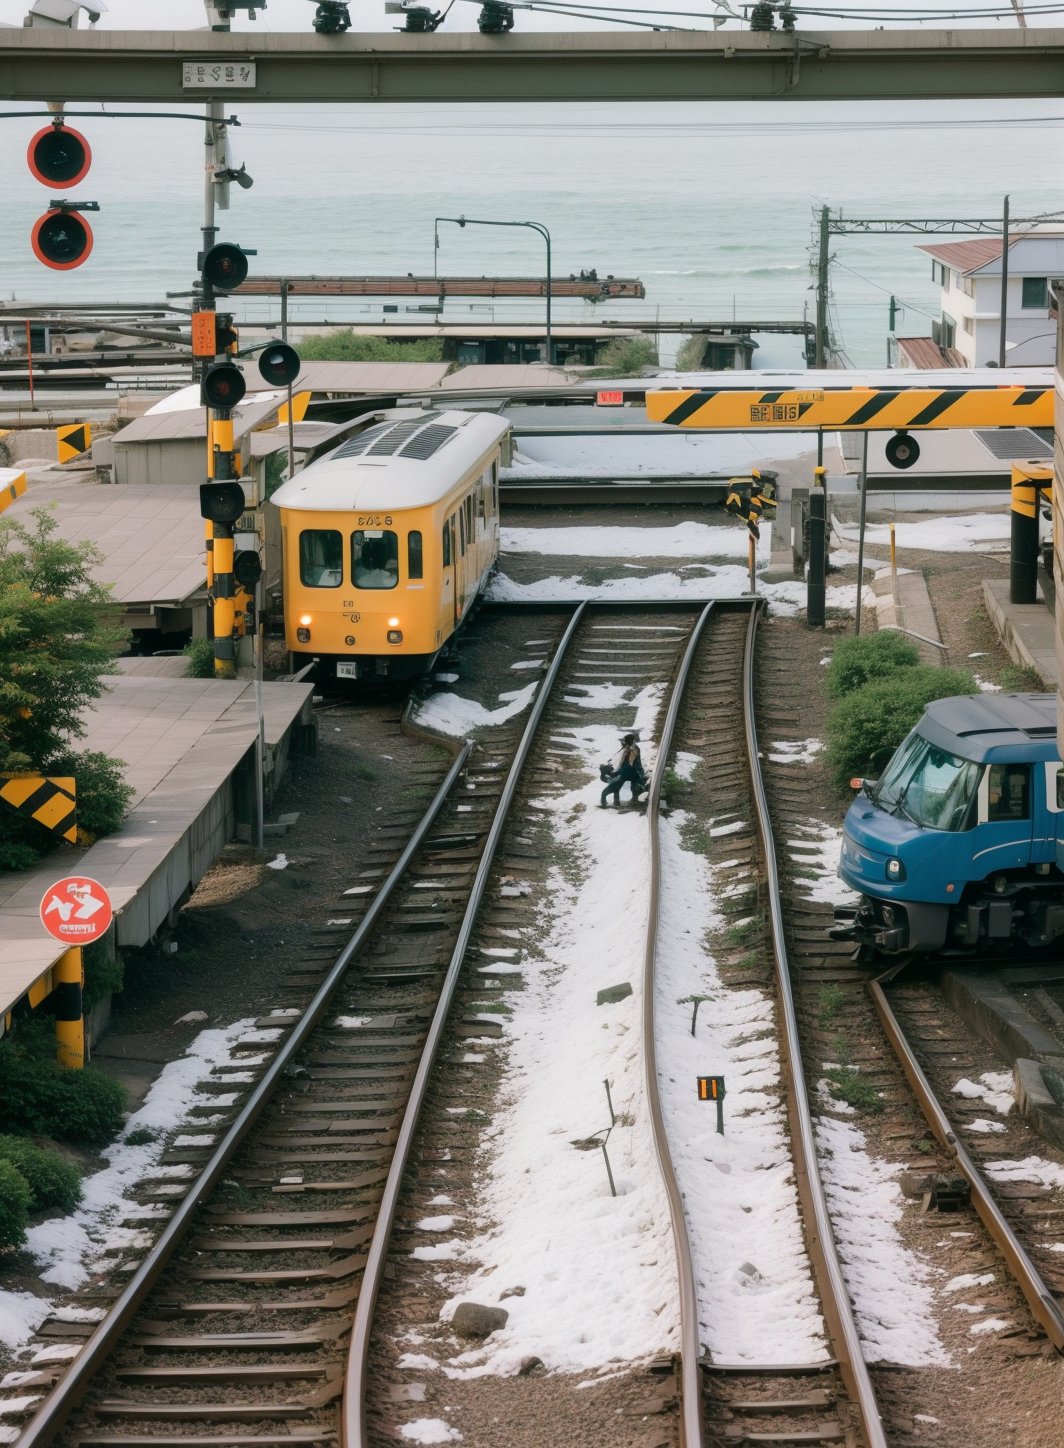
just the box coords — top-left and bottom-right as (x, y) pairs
(697, 1074), (726, 1135)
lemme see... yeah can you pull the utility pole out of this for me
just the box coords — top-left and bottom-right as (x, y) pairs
(815, 204), (830, 368)
(998, 195), (1010, 368)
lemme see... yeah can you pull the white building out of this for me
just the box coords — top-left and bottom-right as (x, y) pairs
(893, 233), (1064, 369)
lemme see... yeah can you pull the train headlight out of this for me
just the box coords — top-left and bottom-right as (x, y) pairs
(993, 875), (1008, 894)
(387, 629), (403, 644)
(885, 858), (906, 882)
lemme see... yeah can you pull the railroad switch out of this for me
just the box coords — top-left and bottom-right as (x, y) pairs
(925, 1174), (971, 1213)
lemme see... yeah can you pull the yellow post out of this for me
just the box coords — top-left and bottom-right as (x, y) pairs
(213, 529), (236, 679)
(54, 946), (85, 1069)
(889, 522), (898, 597)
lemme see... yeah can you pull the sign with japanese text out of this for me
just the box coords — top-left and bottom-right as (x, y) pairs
(182, 61), (257, 89)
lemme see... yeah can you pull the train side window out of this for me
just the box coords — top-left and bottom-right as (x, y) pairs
(299, 529), (343, 588)
(408, 530), (423, 580)
(1057, 767), (1064, 810)
(988, 764), (1030, 821)
(442, 520), (452, 567)
(477, 471), (488, 520)
(352, 529), (399, 590)
(459, 508), (466, 554)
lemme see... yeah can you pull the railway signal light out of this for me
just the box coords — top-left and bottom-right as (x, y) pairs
(257, 342), (300, 387)
(200, 241), (252, 294)
(31, 204), (95, 270)
(200, 481), (247, 526)
(27, 124), (92, 188)
(201, 360), (247, 410)
(191, 313), (240, 360)
(233, 549), (263, 588)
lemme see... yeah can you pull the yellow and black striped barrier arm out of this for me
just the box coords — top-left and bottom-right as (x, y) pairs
(57, 422), (91, 463)
(0, 470), (27, 515)
(0, 774), (77, 844)
(645, 384), (1052, 431)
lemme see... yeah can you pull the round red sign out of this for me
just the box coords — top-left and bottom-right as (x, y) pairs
(39, 876), (113, 945)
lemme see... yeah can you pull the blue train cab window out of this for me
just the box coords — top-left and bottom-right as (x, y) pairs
(408, 530), (424, 580)
(988, 764), (1030, 821)
(300, 529), (343, 588)
(352, 530), (398, 590)
(874, 737), (982, 832)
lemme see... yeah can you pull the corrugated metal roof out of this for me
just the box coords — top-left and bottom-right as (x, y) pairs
(114, 395), (282, 445)
(918, 232), (1064, 276)
(1, 477), (204, 606)
(895, 336), (953, 369)
(240, 360), (451, 394)
(438, 365), (578, 390)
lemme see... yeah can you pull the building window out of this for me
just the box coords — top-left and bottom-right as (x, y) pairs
(940, 313), (956, 349)
(961, 315), (973, 335)
(1021, 276), (1048, 310)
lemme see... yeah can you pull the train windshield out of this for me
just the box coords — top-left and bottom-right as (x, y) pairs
(352, 530), (399, 590)
(873, 736), (982, 832)
(299, 529), (343, 588)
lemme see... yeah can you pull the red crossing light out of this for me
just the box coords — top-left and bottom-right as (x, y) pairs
(27, 125), (92, 188)
(31, 209), (94, 271)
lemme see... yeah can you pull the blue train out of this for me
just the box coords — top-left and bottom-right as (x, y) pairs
(832, 694), (1064, 957)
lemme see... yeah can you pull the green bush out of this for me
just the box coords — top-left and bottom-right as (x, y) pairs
(0, 1160), (31, 1249)
(826, 665), (978, 790)
(0, 1136), (81, 1213)
(0, 1021), (126, 1147)
(826, 631), (921, 700)
(297, 332), (445, 363)
(590, 337), (659, 377)
(83, 939), (124, 1011)
(183, 638), (215, 679)
(48, 749), (133, 841)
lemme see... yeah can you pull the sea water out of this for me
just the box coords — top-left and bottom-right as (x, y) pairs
(2, 97), (1061, 366)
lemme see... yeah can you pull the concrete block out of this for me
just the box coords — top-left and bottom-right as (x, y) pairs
(941, 967), (1062, 1071)
(597, 982), (633, 1006)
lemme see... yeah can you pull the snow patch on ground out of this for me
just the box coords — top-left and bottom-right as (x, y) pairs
(23, 1018), (255, 1292)
(415, 682), (538, 738)
(951, 1072), (1014, 1116)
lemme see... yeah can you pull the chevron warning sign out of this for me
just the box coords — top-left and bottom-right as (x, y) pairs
(56, 423), (91, 463)
(0, 775), (77, 844)
(0, 469), (27, 516)
(645, 384), (1053, 432)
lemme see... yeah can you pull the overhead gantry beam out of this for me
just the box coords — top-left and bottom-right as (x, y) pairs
(3, 28), (1064, 105)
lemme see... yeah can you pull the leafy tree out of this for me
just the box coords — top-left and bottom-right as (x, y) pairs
(296, 332), (446, 363)
(675, 335), (708, 371)
(590, 337), (660, 377)
(0, 508), (132, 869)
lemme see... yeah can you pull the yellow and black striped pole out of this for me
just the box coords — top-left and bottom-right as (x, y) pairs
(1011, 462), (1052, 605)
(212, 408), (237, 679)
(54, 946), (84, 1069)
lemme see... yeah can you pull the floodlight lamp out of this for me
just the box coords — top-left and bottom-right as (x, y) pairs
(25, 0), (107, 27)
(217, 163), (254, 191)
(307, 0), (351, 32)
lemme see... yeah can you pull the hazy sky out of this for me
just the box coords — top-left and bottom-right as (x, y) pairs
(0, 0), (1055, 36)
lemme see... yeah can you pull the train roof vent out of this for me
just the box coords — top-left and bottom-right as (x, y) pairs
(331, 413), (442, 460)
(974, 428), (1052, 462)
(399, 423), (458, 460)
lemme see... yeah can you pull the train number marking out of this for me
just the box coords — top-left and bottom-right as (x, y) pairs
(355, 515), (392, 528)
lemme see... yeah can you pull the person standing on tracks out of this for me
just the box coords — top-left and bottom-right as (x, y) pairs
(600, 733), (647, 808)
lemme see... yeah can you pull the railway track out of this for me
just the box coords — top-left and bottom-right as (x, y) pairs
(754, 619), (1064, 1439)
(23, 598), (1058, 1448)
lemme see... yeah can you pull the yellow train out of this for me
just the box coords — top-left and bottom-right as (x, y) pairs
(271, 408), (509, 681)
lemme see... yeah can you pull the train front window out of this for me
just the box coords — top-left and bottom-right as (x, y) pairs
(352, 529), (399, 590)
(299, 529), (343, 588)
(875, 736), (981, 831)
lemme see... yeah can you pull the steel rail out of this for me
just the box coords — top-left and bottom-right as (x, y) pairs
(642, 598), (739, 1448)
(344, 601), (587, 1447)
(742, 605), (886, 1448)
(869, 970), (1064, 1351)
(15, 740), (474, 1448)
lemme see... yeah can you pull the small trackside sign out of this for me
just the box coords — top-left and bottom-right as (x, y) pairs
(596, 390), (624, 406)
(182, 61), (257, 89)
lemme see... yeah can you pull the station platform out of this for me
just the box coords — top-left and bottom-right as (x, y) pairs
(982, 578), (1059, 690)
(0, 666), (314, 1029)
